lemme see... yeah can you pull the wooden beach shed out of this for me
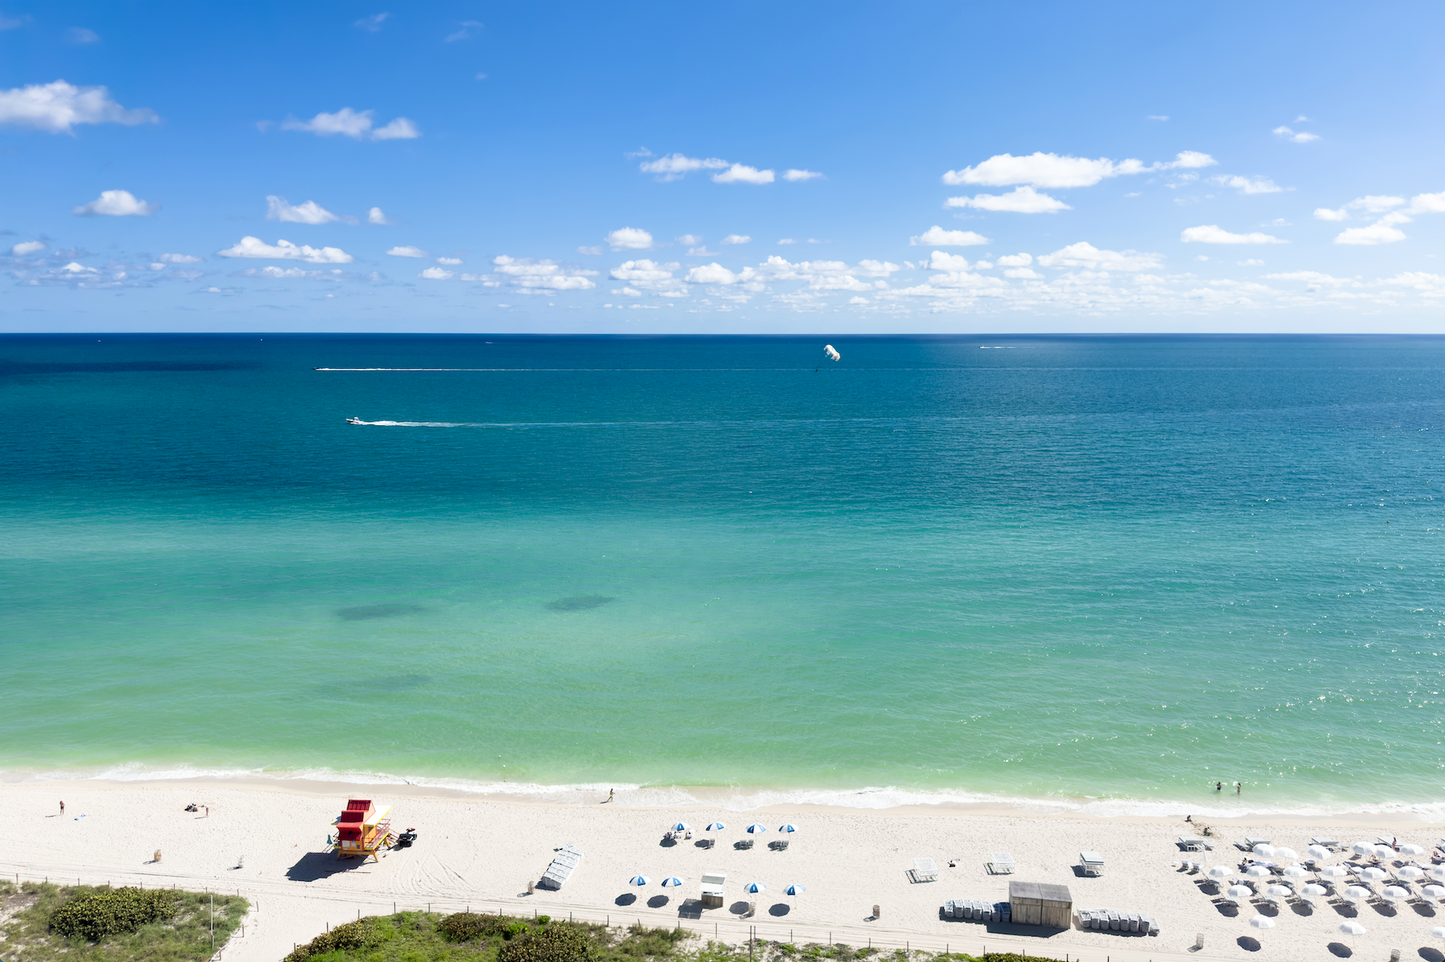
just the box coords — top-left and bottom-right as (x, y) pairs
(1008, 881), (1072, 928)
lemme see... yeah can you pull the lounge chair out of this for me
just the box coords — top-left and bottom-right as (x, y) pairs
(987, 852), (1015, 874)
(1080, 851), (1105, 877)
(1311, 836), (1342, 852)
(1177, 836), (1211, 851)
(538, 844), (583, 890)
(911, 857), (939, 882)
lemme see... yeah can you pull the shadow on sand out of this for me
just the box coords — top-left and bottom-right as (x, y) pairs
(286, 852), (372, 883)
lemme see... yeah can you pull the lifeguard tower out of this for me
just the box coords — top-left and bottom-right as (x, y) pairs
(332, 798), (394, 861)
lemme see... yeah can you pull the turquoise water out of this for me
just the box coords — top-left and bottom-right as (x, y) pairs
(1, 335), (1442, 811)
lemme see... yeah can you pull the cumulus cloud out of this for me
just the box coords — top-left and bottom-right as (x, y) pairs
(1004, 267), (1043, 279)
(721, 234), (751, 245)
(159, 253), (202, 264)
(1410, 191), (1445, 213)
(367, 207), (392, 225)
(606, 227), (653, 251)
(942, 150), (1215, 189)
(436, 257), (462, 266)
(995, 253), (1032, 267)
(1334, 223), (1407, 245)
(640, 153), (728, 181)
(1314, 207), (1349, 221)
(712, 163), (774, 185)
(1273, 126), (1319, 143)
(909, 225), (990, 246)
(354, 13), (388, 31)
(945, 185), (1070, 213)
(387, 245), (428, 257)
(266, 196), (339, 225)
(216, 236), (353, 264)
(11, 240), (46, 256)
(282, 108), (419, 141)
(420, 267), (453, 279)
(577, 245), (603, 256)
(1180, 225), (1286, 245)
(0, 80), (158, 133)
(783, 169), (822, 181)
(685, 262), (749, 285)
(491, 255), (597, 289)
(1038, 241), (1163, 271)
(611, 259), (677, 282)
(928, 251), (972, 271)
(73, 189), (156, 216)
(1213, 175), (1284, 195)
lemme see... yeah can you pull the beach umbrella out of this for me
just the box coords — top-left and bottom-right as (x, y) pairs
(1374, 844), (1395, 860)
(1267, 884), (1293, 901)
(1274, 846), (1298, 860)
(1352, 841), (1374, 857)
(745, 823), (767, 834)
(706, 822), (726, 832)
(1431, 865), (1445, 882)
(1381, 886), (1409, 903)
(778, 824), (797, 834)
(1208, 864), (1231, 880)
(1246, 864), (1272, 879)
(1361, 866), (1387, 882)
(1300, 884), (1327, 898)
(629, 875), (651, 886)
(1252, 843), (1276, 858)
(1283, 864), (1308, 879)
(1398, 865), (1425, 880)
(1307, 844), (1332, 861)
(1226, 884), (1254, 902)
(1343, 885), (1372, 902)
(786, 885), (805, 896)
(744, 882), (765, 894)
(661, 877), (683, 888)
(1422, 884), (1445, 900)
(1400, 843), (1427, 856)
(1430, 925), (1445, 939)
(1339, 921), (1367, 945)
(1320, 864), (1349, 879)
(1248, 915), (1276, 930)
(670, 822), (691, 832)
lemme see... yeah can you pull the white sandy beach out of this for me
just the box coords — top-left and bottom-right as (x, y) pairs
(2, 778), (1443, 962)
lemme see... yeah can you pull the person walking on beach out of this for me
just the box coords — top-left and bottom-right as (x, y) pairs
(59, 800), (65, 814)
(607, 789), (614, 803)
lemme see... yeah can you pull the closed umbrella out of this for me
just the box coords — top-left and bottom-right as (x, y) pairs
(629, 875), (651, 886)
(1208, 864), (1231, 880)
(745, 824), (767, 835)
(1284, 864), (1308, 879)
(1274, 846), (1299, 860)
(1422, 884), (1445, 900)
(661, 877), (683, 888)
(1307, 844), (1332, 861)
(1249, 915), (1276, 930)
(1253, 843), (1276, 858)
(1226, 884), (1254, 902)
(786, 885), (805, 896)
(1400, 843), (1427, 856)
(744, 882), (765, 894)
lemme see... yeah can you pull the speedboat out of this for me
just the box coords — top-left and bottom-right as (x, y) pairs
(346, 417), (364, 424)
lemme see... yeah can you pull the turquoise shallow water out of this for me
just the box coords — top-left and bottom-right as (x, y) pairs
(1, 335), (1442, 811)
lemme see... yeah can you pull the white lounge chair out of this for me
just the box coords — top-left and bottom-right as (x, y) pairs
(1080, 852), (1104, 876)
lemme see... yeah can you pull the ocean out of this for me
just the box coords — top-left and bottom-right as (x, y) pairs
(1, 334), (1441, 814)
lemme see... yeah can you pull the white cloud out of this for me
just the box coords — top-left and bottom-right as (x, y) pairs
(1146, 115), (1169, 122)
(995, 253), (1032, 267)
(721, 234), (751, 245)
(856, 259), (902, 277)
(928, 251), (971, 271)
(577, 245), (603, 256)
(1347, 195), (1406, 213)
(445, 20), (483, 41)
(73, 188), (156, 216)
(11, 240), (46, 256)
(712, 163), (774, 185)
(266, 195), (338, 225)
(611, 259), (678, 283)
(685, 262), (746, 285)
(1410, 191), (1445, 213)
(909, 225), (990, 246)
(639, 153), (728, 181)
(0, 80), (158, 133)
(1334, 223), (1407, 245)
(945, 185), (1070, 213)
(1238, 259), (1264, 266)
(491, 255), (597, 289)
(943, 152), (1142, 188)
(66, 27), (100, 44)
(606, 227), (653, 251)
(216, 236), (353, 264)
(159, 252), (202, 264)
(783, 169), (822, 182)
(1273, 126), (1319, 143)
(1213, 175), (1284, 195)
(777, 238), (796, 245)
(1003, 267), (1043, 279)
(367, 207), (392, 225)
(1314, 207), (1349, 221)
(387, 245), (429, 257)
(436, 257), (462, 266)
(420, 267), (453, 279)
(355, 12), (388, 31)
(1180, 225), (1286, 245)
(1164, 151), (1218, 169)
(282, 108), (419, 141)
(1038, 242), (1163, 271)
(1267, 271), (1358, 288)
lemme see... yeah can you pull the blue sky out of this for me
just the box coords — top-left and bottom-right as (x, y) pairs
(2, 1), (1443, 333)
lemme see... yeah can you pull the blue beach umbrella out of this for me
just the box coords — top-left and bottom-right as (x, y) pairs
(706, 822), (726, 832)
(779, 824), (797, 834)
(661, 877), (683, 888)
(746, 824), (767, 834)
(629, 875), (651, 886)
(786, 885), (805, 896)
(671, 822), (691, 832)
(744, 882), (766, 894)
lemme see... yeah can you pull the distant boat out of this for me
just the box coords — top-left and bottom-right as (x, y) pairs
(346, 417), (364, 424)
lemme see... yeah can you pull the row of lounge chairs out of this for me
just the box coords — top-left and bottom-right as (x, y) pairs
(1078, 908), (1159, 935)
(942, 899), (1011, 923)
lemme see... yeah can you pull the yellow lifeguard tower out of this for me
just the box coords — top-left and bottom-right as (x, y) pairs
(332, 798), (393, 861)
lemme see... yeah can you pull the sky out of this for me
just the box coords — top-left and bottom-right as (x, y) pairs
(2, 0), (1443, 334)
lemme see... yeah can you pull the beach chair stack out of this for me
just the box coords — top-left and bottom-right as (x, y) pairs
(910, 857), (939, 882)
(538, 843), (583, 890)
(942, 899), (1011, 924)
(1077, 908), (1159, 936)
(986, 852), (1016, 874)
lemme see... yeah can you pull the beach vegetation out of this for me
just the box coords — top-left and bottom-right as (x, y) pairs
(0, 881), (248, 962)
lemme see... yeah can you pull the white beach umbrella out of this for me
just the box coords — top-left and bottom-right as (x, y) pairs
(1381, 886), (1409, 903)
(1398, 865), (1425, 880)
(1352, 841), (1374, 857)
(1343, 885), (1372, 902)
(1252, 843), (1276, 858)
(1430, 925), (1445, 939)
(1274, 846), (1298, 860)
(1246, 864), (1272, 879)
(1208, 864), (1231, 880)
(1422, 884), (1445, 900)
(1267, 884), (1293, 900)
(1400, 843), (1427, 856)
(1283, 864), (1308, 879)
(1320, 864), (1349, 879)
(1226, 884), (1254, 902)
(743, 881), (765, 894)
(1300, 883), (1328, 898)
(1248, 914), (1276, 930)
(1431, 865), (1445, 882)
(629, 875), (651, 886)
(1339, 921), (1367, 940)
(745, 823), (767, 835)
(1374, 844), (1395, 860)
(1307, 844), (1332, 861)
(1361, 866), (1388, 882)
